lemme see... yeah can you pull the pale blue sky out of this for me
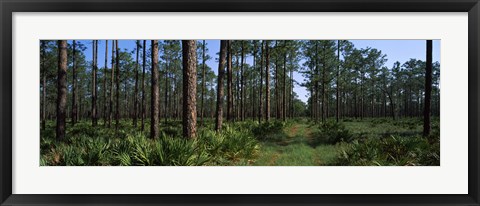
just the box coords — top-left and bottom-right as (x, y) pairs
(72, 40), (440, 103)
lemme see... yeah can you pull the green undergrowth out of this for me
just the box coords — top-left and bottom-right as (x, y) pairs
(40, 117), (440, 166)
(41, 120), (259, 166)
(308, 118), (440, 166)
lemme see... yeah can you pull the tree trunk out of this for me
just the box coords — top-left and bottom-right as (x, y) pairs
(321, 43), (327, 123)
(423, 40), (433, 137)
(235, 55), (240, 121)
(164, 56), (169, 124)
(275, 41), (279, 120)
(201, 40), (206, 126)
(240, 41), (245, 121)
(108, 40), (115, 128)
(56, 40), (68, 140)
(290, 56), (294, 118)
(141, 40), (146, 131)
(150, 40), (160, 139)
(259, 40), (264, 122)
(41, 41), (47, 131)
(133, 41), (140, 128)
(265, 40), (271, 122)
(282, 41), (287, 122)
(361, 71), (364, 120)
(115, 40), (120, 130)
(71, 40), (77, 126)
(215, 40), (227, 131)
(124, 60), (129, 120)
(92, 40), (98, 127)
(314, 42), (319, 122)
(371, 80), (375, 118)
(336, 40), (340, 122)
(103, 40), (108, 126)
(252, 41), (257, 121)
(182, 40), (197, 139)
(227, 40), (233, 122)
(175, 66), (178, 120)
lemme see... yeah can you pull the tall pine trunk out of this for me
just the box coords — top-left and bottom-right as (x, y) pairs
(252, 41), (257, 121)
(71, 40), (77, 126)
(201, 40), (206, 125)
(240, 41), (245, 121)
(108, 40), (115, 128)
(290, 55), (294, 118)
(336, 40), (340, 122)
(275, 41), (279, 120)
(259, 40), (264, 122)
(423, 40), (433, 137)
(115, 40), (120, 130)
(41, 41), (47, 131)
(56, 40), (68, 140)
(227, 40), (233, 122)
(314, 42), (319, 122)
(282, 41), (287, 122)
(321, 43), (327, 123)
(103, 40), (108, 126)
(92, 40), (98, 127)
(141, 40), (146, 131)
(182, 40), (197, 139)
(265, 40), (271, 122)
(164, 56), (169, 124)
(133, 41), (140, 128)
(215, 40), (227, 131)
(150, 40), (160, 139)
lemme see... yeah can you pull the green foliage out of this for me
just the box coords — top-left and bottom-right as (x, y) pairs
(311, 121), (353, 145)
(334, 135), (440, 166)
(393, 119), (421, 130)
(40, 120), (258, 166)
(251, 121), (285, 139)
(198, 125), (259, 165)
(40, 118), (439, 166)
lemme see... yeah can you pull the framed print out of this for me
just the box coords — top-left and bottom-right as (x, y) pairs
(1, 0), (479, 205)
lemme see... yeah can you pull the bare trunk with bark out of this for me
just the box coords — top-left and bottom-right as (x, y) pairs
(182, 40), (197, 139)
(265, 41), (271, 122)
(141, 40), (146, 131)
(103, 40), (108, 126)
(201, 40), (206, 125)
(423, 40), (433, 137)
(227, 40), (233, 122)
(133, 41), (140, 128)
(115, 40), (120, 130)
(56, 40), (68, 140)
(92, 40), (98, 127)
(150, 40), (160, 139)
(71, 40), (77, 126)
(108, 40), (115, 128)
(215, 40), (227, 131)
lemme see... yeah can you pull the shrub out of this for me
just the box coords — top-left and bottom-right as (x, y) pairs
(334, 135), (440, 166)
(252, 121), (285, 139)
(40, 120), (261, 166)
(113, 133), (209, 166)
(393, 119), (420, 130)
(199, 125), (259, 165)
(343, 118), (354, 122)
(154, 133), (210, 166)
(312, 121), (354, 145)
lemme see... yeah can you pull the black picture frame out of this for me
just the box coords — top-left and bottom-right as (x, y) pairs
(1, 0), (479, 205)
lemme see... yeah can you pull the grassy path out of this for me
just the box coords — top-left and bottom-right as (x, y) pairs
(253, 122), (342, 166)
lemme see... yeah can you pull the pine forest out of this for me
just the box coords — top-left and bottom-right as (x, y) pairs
(40, 40), (440, 166)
